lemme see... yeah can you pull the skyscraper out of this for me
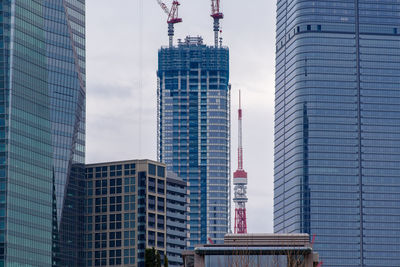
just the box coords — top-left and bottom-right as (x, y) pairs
(0, 1), (85, 266)
(158, 36), (230, 246)
(275, 1), (400, 266)
(47, 1), (86, 266)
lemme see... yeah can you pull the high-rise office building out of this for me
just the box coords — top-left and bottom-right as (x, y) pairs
(158, 36), (230, 246)
(275, 1), (400, 266)
(0, 1), (85, 266)
(46, 1), (86, 266)
(84, 160), (189, 267)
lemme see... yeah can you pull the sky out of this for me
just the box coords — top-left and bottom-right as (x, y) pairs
(86, 0), (276, 233)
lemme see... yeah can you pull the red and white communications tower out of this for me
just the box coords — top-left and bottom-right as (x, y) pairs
(233, 91), (248, 234)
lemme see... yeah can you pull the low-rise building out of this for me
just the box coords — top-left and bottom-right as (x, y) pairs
(182, 233), (319, 267)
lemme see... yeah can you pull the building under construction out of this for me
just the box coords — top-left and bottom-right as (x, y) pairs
(157, 34), (230, 249)
(157, 0), (230, 248)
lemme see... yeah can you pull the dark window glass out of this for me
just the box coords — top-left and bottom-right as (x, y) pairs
(157, 166), (165, 177)
(149, 164), (156, 175)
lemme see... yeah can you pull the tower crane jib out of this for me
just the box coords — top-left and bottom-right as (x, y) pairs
(156, 0), (182, 47)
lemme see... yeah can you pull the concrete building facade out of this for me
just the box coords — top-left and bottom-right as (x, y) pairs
(84, 160), (188, 267)
(84, 160), (167, 267)
(166, 173), (190, 266)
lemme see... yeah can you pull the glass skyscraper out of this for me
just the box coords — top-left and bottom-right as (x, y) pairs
(46, 1), (86, 266)
(0, 1), (85, 266)
(275, 1), (400, 266)
(158, 36), (230, 246)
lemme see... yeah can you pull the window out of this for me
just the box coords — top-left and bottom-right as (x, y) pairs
(124, 230), (136, 247)
(110, 179), (122, 195)
(124, 248), (136, 265)
(148, 213), (155, 228)
(157, 197), (165, 212)
(108, 250), (121, 266)
(95, 166), (108, 179)
(157, 180), (165, 195)
(317, 25), (321, 31)
(149, 164), (156, 176)
(157, 232), (165, 248)
(148, 178), (156, 193)
(157, 215), (165, 230)
(124, 163), (136, 175)
(109, 197), (122, 213)
(148, 231), (155, 246)
(95, 198), (107, 214)
(110, 165), (122, 177)
(109, 213), (122, 230)
(157, 165), (165, 177)
(109, 231), (122, 248)
(307, 25), (311, 31)
(148, 195), (155, 211)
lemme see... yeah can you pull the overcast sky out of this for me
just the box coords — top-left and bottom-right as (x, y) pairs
(86, 0), (276, 233)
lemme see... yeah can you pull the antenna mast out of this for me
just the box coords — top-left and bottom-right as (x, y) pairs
(211, 0), (224, 47)
(233, 90), (248, 234)
(157, 0), (183, 47)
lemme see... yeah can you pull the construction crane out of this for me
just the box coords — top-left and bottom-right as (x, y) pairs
(157, 0), (182, 47)
(211, 0), (223, 47)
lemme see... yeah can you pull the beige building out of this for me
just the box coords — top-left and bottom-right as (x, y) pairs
(84, 160), (168, 267)
(182, 234), (320, 267)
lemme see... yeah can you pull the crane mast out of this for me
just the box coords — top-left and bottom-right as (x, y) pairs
(233, 91), (248, 234)
(157, 0), (182, 47)
(211, 0), (223, 47)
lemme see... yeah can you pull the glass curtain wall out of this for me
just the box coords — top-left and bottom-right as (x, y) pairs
(3, 1), (53, 266)
(44, 0), (86, 266)
(275, 1), (400, 266)
(0, 0), (85, 266)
